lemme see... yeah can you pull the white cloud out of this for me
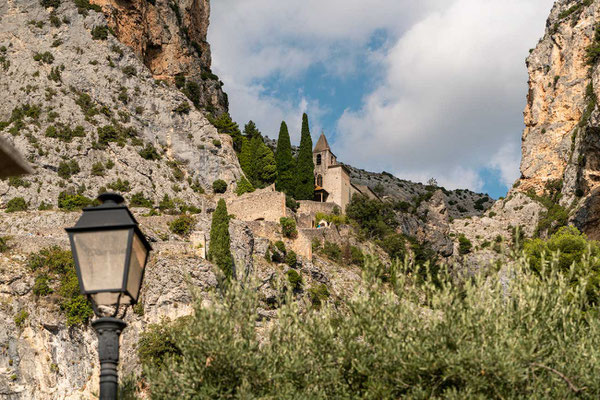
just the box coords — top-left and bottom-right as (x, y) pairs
(209, 0), (555, 192)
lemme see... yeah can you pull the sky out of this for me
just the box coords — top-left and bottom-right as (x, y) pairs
(209, 0), (556, 199)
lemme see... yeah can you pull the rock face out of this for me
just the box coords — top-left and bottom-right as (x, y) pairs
(516, 0), (600, 238)
(0, 0), (241, 209)
(91, 0), (228, 114)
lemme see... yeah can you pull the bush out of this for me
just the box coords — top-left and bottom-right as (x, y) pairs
(14, 310), (28, 328)
(346, 194), (398, 239)
(235, 176), (255, 196)
(6, 197), (27, 212)
(279, 217), (297, 239)
(91, 161), (105, 176)
(26, 247), (93, 326)
(458, 234), (472, 255)
(57, 192), (94, 211)
(285, 250), (297, 267)
(286, 269), (302, 291)
(0, 236), (10, 253)
(349, 246), (364, 267)
(174, 102), (191, 114)
(308, 284), (330, 309)
(57, 160), (80, 179)
(139, 143), (161, 160)
(143, 258), (600, 398)
(138, 319), (187, 369)
(122, 65), (136, 77)
(285, 195), (299, 212)
(378, 233), (406, 260)
(106, 178), (131, 193)
(91, 25), (109, 40)
(274, 240), (286, 254)
(169, 215), (196, 237)
(322, 241), (341, 262)
(130, 192), (153, 208)
(212, 179), (227, 194)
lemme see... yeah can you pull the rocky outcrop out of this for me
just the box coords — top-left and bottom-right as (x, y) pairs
(0, 0), (240, 209)
(516, 0), (600, 238)
(92, 0), (228, 114)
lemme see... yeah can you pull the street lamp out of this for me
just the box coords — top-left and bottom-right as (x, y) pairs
(65, 192), (152, 400)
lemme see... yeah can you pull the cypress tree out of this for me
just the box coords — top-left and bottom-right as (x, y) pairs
(275, 121), (295, 194)
(209, 199), (234, 279)
(238, 137), (252, 179)
(294, 113), (315, 200)
(254, 139), (277, 186)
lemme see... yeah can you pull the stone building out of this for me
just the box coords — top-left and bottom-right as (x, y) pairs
(313, 134), (378, 212)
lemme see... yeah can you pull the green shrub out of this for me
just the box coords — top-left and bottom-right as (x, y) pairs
(346, 194), (398, 239)
(212, 179), (227, 194)
(235, 176), (255, 196)
(26, 247), (93, 326)
(212, 139), (221, 147)
(0, 236), (11, 253)
(378, 233), (406, 260)
(33, 274), (52, 296)
(57, 160), (80, 179)
(73, 0), (101, 14)
(33, 51), (54, 64)
(321, 241), (341, 262)
(14, 310), (28, 328)
(349, 246), (364, 267)
(139, 143), (161, 160)
(274, 240), (286, 254)
(6, 197), (27, 212)
(8, 176), (31, 188)
(138, 319), (186, 369)
(285, 250), (297, 267)
(57, 191), (94, 211)
(285, 195), (299, 212)
(40, 0), (61, 8)
(130, 192), (153, 208)
(458, 234), (472, 255)
(46, 123), (86, 142)
(158, 194), (175, 212)
(174, 102), (191, 114)
(286, 269), (302, 291)
(38, 202), (52, 211)
(308, 283), (330, 309)
(279, 217), (297, 239)
(91, 161), (105, 176)
(144, 257), (600, 398)
(106, 178), (131, 193)
(91, 25), (109, 40)
(122, 65), (136, 77)
(169, 215), (196, 237)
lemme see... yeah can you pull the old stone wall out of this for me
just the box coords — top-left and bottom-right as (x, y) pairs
(227, 190), (287, 223)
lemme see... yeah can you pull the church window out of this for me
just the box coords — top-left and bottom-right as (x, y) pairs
(316, 154), (322, 165)
(317, 174), (323, 187)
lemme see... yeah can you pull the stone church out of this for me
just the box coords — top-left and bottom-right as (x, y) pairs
(313, 134), (378, 212)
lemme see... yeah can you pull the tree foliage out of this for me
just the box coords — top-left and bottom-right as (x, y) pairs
(209, 199), (234, 279)
(238, 122), (276, 188)
(142, 256), (600, 399)
(294, 113), (315, 200)
(275, 121), (295, 194)
(208, 113), (242, 152)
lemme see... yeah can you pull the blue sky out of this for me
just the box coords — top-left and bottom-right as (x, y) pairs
(209, 0), (556, 199)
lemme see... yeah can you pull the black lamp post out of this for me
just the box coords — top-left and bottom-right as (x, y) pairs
(65, 193), (152, 400)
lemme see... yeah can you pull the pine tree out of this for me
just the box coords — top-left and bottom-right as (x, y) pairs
(209, 199), (234, 279)
(243, 120), (261, 140)
(294, 113), (315, 200)
(275, 121), (295, 194)
(209, 113), (243, 152)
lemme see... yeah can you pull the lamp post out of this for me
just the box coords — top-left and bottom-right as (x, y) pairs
(65, 193), (152, 400)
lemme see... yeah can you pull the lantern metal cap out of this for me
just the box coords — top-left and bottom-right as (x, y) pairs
(65, 193), (152, 251)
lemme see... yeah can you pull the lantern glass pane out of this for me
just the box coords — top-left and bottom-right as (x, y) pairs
(126, 233), (147, 301)
(72, 229), (130, 297)
(91, 292), (131, 306)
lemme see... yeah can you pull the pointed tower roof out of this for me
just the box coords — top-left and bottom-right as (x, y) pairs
(313, 133), (331, 153)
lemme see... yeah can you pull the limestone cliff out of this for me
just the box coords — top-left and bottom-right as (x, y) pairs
(517, 0), (600, 238)
(91, 0), (228, 114)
